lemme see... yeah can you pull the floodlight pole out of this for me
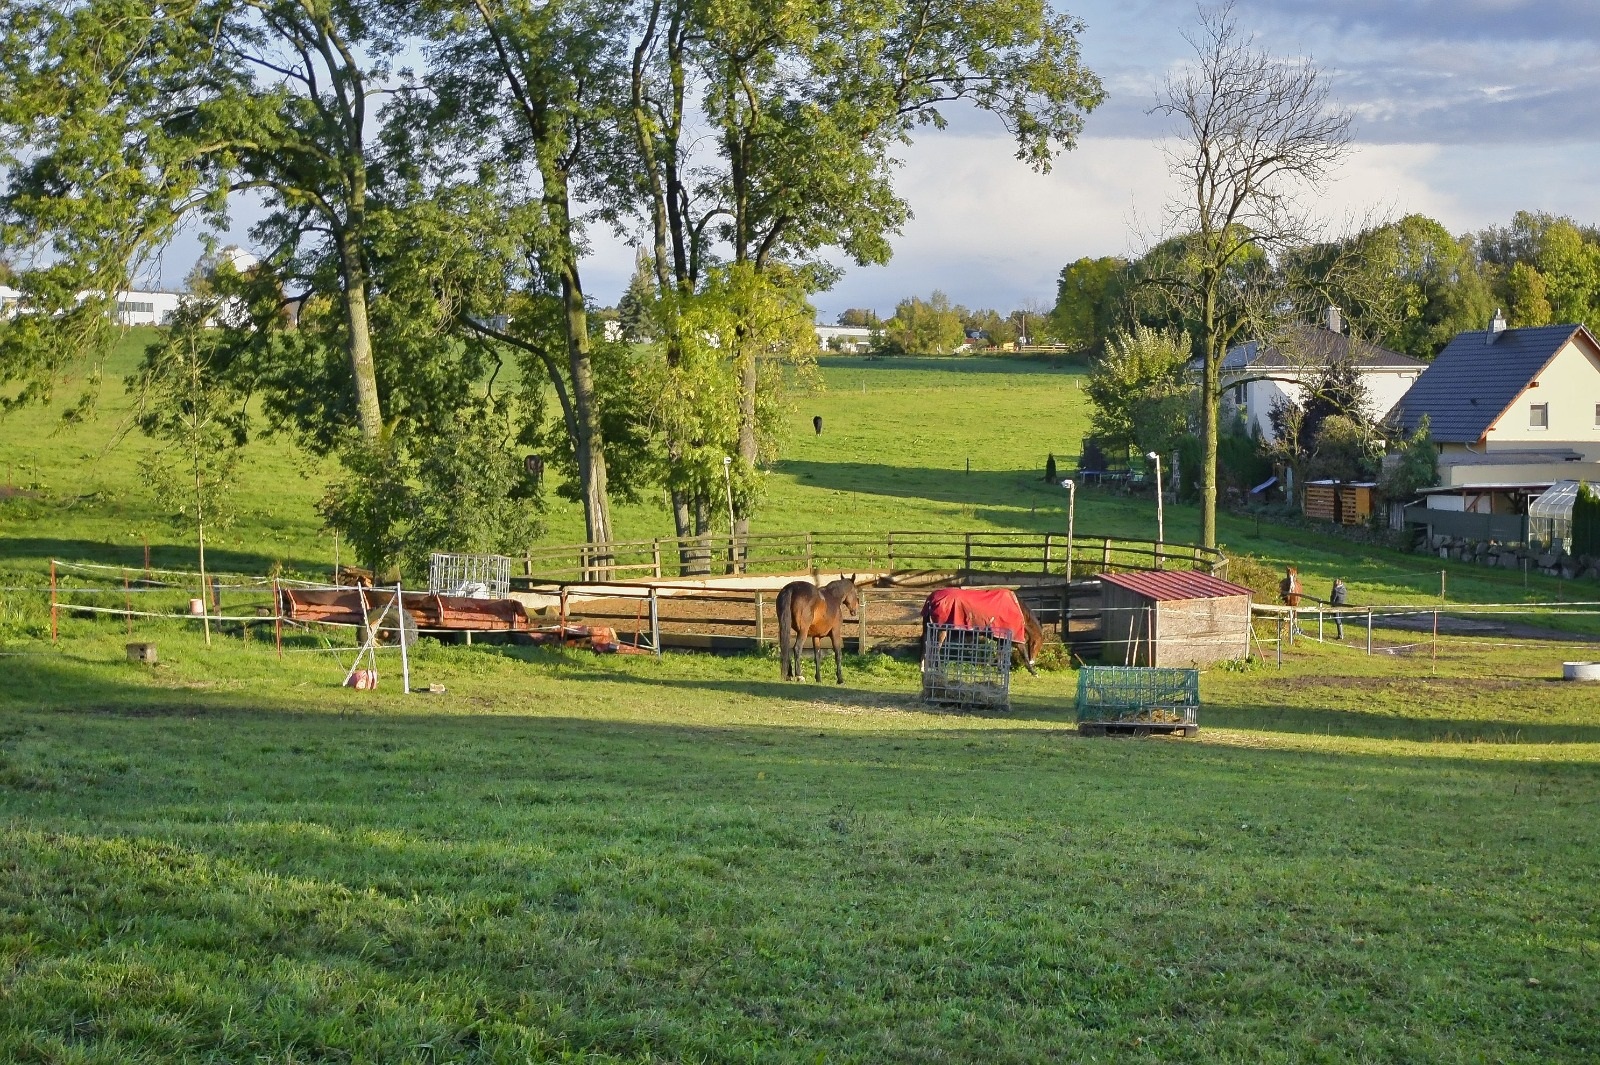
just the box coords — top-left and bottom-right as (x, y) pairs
(1060, 479), (1076, 582)
(722, 456), (737, 570)
(1147, 451), (1165, 561)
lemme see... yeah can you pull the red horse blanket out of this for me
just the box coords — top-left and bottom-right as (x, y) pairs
(921, 588), (1029, 643)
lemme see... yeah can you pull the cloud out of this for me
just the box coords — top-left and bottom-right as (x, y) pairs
(812, 136), (1469, 320)
(1072, 0), (1600, 146)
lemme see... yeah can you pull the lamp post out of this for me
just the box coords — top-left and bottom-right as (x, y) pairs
(721, 456), (737, 567)
(1059, 478), (1076, 582)
(1146, 451), (1165, 561)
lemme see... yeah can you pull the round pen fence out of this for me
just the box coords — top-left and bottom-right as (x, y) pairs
(513, 530), (1227, 586)
(508, 531), (1228, 655)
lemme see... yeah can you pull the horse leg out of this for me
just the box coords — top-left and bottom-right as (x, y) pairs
(812, 636), (823, 683)
(832, 627), (844, 684)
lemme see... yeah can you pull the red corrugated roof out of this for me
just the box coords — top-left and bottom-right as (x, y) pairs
(1099, 570), (1252, 602)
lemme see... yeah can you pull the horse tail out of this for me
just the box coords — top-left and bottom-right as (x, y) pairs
(776, 583), (795, 678)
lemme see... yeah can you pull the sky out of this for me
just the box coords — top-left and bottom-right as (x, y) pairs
(154, 0), (1600, 322)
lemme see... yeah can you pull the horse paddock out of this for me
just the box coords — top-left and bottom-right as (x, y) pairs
(507, 530), (1230, 656)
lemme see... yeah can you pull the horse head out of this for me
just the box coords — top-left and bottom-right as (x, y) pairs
(838, 575), (861, 618)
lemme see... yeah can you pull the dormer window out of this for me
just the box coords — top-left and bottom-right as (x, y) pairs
(1530, 403), (1549, 430)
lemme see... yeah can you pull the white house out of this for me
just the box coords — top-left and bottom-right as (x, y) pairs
(1387, 314), (1600, 490)
(1222, 309), (1425, 442)
(816, 324), (873, 353)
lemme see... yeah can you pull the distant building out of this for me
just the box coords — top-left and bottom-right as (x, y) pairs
(816, 324), (873, 353)
(1221, 308), (1425, 442)
(112, 290), (185, 326)
(0, 285), (186, 325)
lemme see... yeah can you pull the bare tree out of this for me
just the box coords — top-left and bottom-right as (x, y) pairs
(1146, 2), (1351, 547)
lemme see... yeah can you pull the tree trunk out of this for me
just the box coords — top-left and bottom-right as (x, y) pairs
(1200, 338), (1221, 549)
(732, 349), (758, 569)
(337, 232), (383, 442)
(561, 268), (612, 561)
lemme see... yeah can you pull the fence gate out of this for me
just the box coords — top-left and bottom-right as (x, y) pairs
(921, 623), (1014, 710)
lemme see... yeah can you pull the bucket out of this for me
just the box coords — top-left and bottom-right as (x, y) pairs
(1562, 662), (1600, 682)
(345, 669), (378, 690)
(188, 598), (205, 616)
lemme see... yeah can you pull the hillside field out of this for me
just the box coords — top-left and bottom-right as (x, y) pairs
(2, 331), (1598, 1062)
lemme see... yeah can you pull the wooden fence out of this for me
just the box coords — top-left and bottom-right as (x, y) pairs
(513, 530), (1227, 587)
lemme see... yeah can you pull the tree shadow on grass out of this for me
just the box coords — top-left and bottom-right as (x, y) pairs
(1, 535), (326, 579)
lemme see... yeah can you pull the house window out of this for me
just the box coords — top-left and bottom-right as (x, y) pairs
(1594, 402), (1600, 428)
(1530, 403), (1548, 430)
(1233, 383), (1245, 404)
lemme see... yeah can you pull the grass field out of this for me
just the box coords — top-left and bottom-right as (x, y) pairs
(3, 331), (1600, 1062)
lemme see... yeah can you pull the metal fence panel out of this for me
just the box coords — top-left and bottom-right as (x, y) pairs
(428, 553), (511, 599)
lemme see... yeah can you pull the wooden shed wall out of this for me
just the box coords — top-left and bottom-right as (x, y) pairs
(1152, 593), (1251, 667)
(1099, 585), (1250, 667)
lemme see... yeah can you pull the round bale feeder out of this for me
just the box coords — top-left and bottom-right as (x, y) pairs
(1097, 570), (1252, 668)
(921, 624), (1015, 710)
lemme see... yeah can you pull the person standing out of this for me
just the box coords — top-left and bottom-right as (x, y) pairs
(1330, 577), (1348, 639)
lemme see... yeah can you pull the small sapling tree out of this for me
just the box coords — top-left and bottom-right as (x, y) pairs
(126, 304), (249, 645)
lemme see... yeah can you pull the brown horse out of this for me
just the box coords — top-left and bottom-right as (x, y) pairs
(921, 588), (1045, 676)
(777, 576), (860, 683)
(1015, 600), (1045, 676)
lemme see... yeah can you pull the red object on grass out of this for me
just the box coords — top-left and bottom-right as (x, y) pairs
(921, 588), (1030, 643)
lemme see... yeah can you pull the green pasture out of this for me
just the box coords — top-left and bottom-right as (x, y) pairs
(3, 330), (1600, 1062)
(2, 622), (1598, 1062)
(2, 334), (1592, 612)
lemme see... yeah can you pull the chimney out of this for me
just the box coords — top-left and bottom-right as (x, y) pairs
(1326, 305), (1342, 335)
(1487, 308), (1506, 342)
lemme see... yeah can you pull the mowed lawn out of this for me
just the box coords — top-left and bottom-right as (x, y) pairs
(4, 337), (1600, 1061)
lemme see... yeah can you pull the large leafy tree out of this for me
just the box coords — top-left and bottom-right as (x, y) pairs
(1083, 325), (1192, 463)
(620, 0), (1103, 552)
(1048, 255), (1128, 353)
(0, 0), (401, 439)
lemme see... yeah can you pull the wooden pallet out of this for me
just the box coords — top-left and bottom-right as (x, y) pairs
(1079, 721), (1198, 738)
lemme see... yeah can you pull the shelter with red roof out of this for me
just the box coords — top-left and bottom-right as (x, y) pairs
(1098, 570), (1252, 668)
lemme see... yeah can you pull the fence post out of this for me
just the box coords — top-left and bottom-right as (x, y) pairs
(858, 591), (870, 655)
(649, 587), (661, 656)
(653, 540), (662, 579)
(273, 577), (283, 660)
(887, 532), (895, 577)
(1276, 616), (1283, 668)
(123, 569), (132, 638)
(964, 532), (972, 574)
(1366, 608), (1372, 656)
(1102, 538), (1111, 571)
(1043, 532), (1053, 574)
(806, 532), (815, 578)
(50, 559), (57, 645)
(755, 592), (765, 647)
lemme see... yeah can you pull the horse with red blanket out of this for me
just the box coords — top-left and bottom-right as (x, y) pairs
(921, 587), (1044, 676)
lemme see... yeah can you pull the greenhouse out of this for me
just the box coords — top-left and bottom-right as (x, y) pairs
(1528, 480), (1583, 551)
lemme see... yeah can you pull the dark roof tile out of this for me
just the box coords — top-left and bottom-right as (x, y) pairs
(1387, 325), (1587, 442)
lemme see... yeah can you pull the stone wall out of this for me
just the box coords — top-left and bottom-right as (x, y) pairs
(1419, 534), (1600, 582)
